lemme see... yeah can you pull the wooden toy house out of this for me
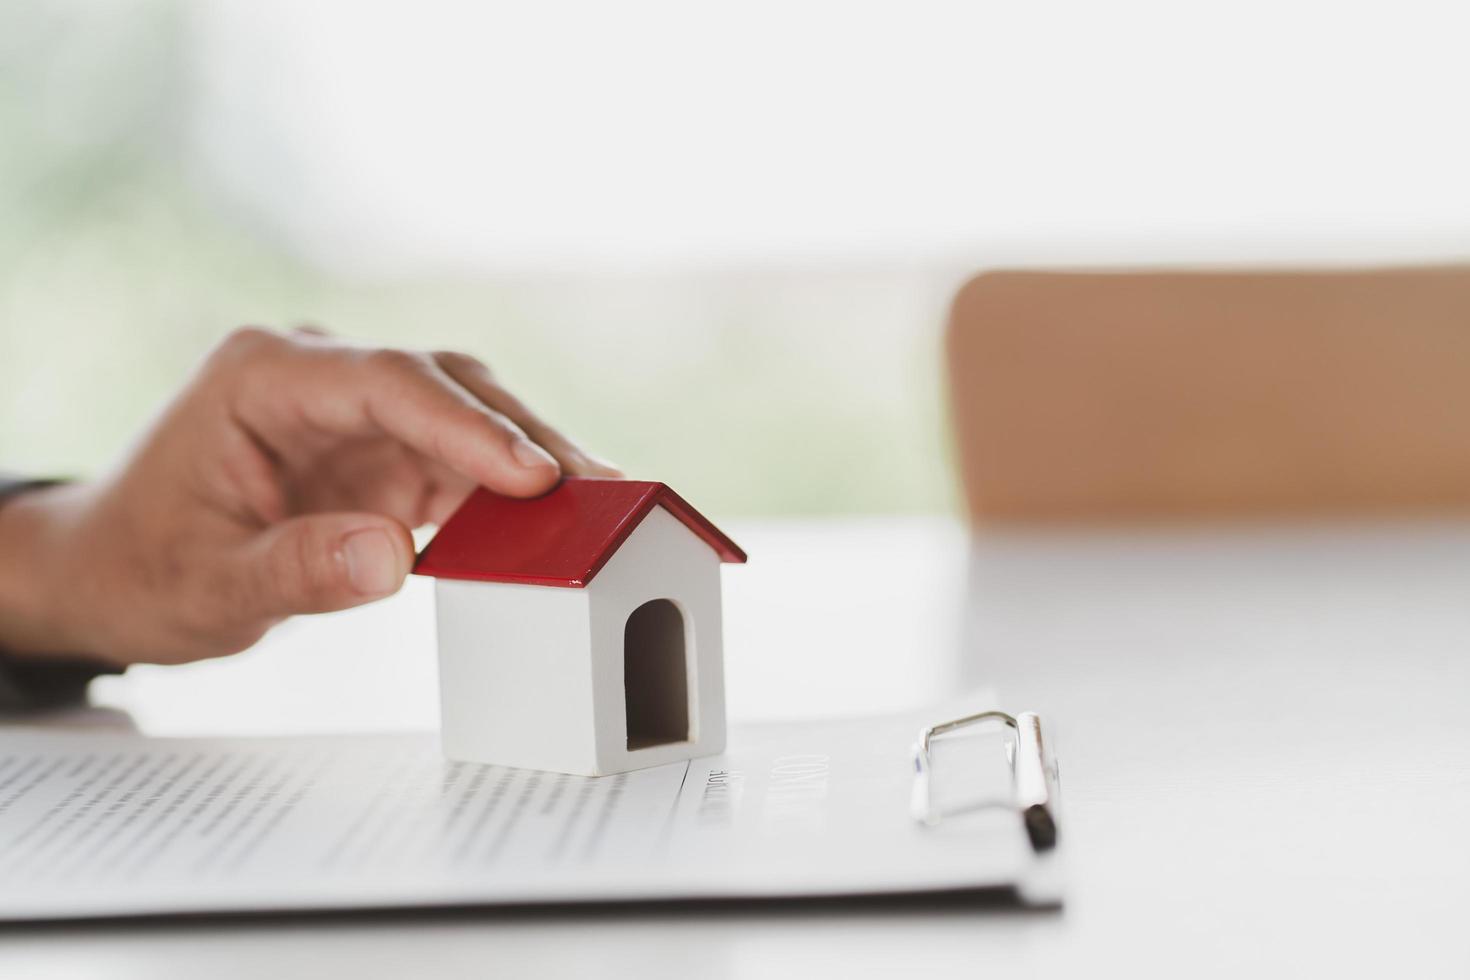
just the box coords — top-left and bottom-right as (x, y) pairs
(414, 478), (747, 776)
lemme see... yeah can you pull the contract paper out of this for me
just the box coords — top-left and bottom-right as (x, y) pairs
(0, 703), (1055, 921)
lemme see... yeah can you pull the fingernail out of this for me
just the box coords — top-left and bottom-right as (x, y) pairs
(511, 437), (558, 470)
(343, 529), (401, 596)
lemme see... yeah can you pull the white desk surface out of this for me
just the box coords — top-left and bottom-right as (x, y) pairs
(3, 516), (1469, 977)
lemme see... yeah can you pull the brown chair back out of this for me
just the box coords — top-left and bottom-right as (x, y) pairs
(946, 266), (1470, 522)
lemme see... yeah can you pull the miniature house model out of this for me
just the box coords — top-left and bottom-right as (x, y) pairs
(414, 478), (747, 777)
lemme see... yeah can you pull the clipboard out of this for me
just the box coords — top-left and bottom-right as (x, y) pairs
(0, 697), (1063, 921)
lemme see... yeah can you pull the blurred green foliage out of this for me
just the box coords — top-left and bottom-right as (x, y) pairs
(0, 1), (958, 515)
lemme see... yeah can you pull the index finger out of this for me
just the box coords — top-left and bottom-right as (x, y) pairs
(233, 336), (562, 498)
(433, 351), (623, 478)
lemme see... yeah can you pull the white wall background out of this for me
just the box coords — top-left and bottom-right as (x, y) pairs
(191, 0), (1470, 275)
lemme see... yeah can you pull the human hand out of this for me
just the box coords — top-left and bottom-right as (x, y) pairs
(0, 327), (620, 666)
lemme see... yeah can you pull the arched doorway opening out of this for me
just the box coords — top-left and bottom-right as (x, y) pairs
(623, 599), (690, 750)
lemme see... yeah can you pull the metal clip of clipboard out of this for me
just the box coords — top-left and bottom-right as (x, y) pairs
(911, 710), (1059, 852)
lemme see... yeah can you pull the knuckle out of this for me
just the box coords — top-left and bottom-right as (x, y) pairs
(365, 347), (431, 378)
(248, 531), (307, 613)
(434, 349), (492, 378)
(279, 526), (338, 601)
(204, 327), (286, 383)
(217, 325), (281, 359)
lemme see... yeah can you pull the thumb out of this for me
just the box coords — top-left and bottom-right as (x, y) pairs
(238, 513), (415, 617)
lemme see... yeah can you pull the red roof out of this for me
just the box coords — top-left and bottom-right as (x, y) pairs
(413, 478), (747, 588)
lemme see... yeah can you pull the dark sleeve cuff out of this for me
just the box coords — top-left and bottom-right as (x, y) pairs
(0, 654), (121, 711)
(0, 475), (122, 710)
(0, 475), (62, 499)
